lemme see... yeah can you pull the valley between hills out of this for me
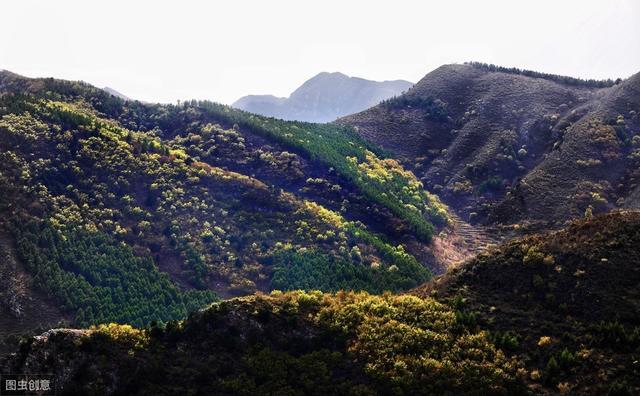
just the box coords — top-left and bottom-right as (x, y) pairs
(0, 63), (639, 395)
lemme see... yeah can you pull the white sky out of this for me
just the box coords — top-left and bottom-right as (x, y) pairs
(1, 0), (639, 104)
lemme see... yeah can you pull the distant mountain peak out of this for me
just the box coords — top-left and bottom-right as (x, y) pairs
(102, 86), (131, 101)
(232, 72), (413, 123)
(315, 71), (348, 77)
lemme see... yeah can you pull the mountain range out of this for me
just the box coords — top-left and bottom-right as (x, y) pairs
(0, 64), (639, 395)
(232, 72), (413, 122)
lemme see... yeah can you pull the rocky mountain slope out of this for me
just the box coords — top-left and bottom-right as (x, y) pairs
(339, 63), (640, 230)
(233, 72), (412, 122)
(3, 211), (638, 395)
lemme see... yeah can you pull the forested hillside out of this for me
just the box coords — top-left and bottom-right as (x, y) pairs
(0, 71), (446, 334)
(4, 211), (639, 395)
(3, 64), (638, 395)
(1, 0), (637, 390)
(416, 210), (640, 394)
(1, 291), (525, 395)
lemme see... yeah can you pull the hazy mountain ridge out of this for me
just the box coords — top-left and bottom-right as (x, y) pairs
(233, 72), (413, 122)
(102, 86), (131, 101)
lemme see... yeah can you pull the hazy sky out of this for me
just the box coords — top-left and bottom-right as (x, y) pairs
(1, 0), (639, 104)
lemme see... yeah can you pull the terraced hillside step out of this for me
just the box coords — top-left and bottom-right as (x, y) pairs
(448, 212), (503, 256)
